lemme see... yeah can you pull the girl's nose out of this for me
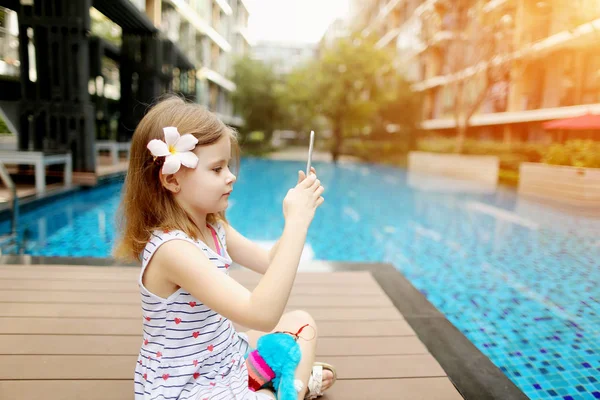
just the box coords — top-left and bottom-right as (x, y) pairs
(227, 174), (237, 184)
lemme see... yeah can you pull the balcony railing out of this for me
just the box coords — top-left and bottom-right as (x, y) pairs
(166, 0), (231, 52)
(483, 0), (509, 14)
(429, 30), (455, 47)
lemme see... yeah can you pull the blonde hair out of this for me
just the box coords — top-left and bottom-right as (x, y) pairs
(113, 95), (240, 262)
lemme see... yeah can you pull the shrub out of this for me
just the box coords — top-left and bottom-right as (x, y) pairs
(247, 131), (265, 142)
(541, 140), (600, 168)
(0, 116), (9, 134)
(340, 138), (411, 165)
(239, 131), (275, 156)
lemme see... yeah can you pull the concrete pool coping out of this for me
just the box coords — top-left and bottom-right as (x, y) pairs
(0, 257), (527, 399)
(0, 168), (126, 219)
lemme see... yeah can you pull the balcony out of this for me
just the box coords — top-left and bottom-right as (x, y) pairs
(129, 0), (145, 12)
(175, 0), (210, 20)
(526, 17), (600, 56)
(412, 13), (600, 93)
(375, 27), (402, 48)
(428, 30), (454, 47)
(372, 0), (403, 28)
(236, 26), (254, 46)
(421, 102), (600, 130)
(213, 0), (233, 16)
(93, 0), (157, 34)
(165, 0), (231, 52)
(418, 4), (457, 51)
(238, 0), (250, 12)
(483, 0), (509, 14)
(216, 21), (230, 42)
(197, 67), (235, 92)
(161, 7), (181, 42)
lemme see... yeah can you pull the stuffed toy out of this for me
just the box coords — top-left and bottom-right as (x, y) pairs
(246, 324), (311, 400)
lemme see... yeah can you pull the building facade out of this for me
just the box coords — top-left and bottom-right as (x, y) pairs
(349, 0), (600, 143)
(251, 41), (317, 75)
(0, 0), (250, 173)
(0, 0), (252, 122)
(127, 0), (251, 125)
(93, 0), (250, 128)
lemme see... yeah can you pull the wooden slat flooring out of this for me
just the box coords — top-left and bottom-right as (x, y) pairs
(0, 290), (395, 307)
(0, 318), (415, 337)
(0, 264), (463, 399)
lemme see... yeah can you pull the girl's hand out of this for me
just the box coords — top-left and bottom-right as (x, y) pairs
(283, 170), (325, 229)
(297, 167), (317, 184)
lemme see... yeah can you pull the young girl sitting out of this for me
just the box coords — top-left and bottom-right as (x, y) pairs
(115, 96), (336, 400)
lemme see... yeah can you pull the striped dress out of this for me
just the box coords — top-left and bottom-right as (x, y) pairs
(133, 223), (272, 400)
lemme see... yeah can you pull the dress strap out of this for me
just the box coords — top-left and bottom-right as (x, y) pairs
(207, 224), (222, 256)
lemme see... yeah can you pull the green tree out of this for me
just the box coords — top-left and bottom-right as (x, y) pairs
(90, 8), (122, 46)
(277, 62), (323, 142)
(314, 34), (403, 162)
(231, 56), (281, 145)
(0, 115), (9, 134)
(377, 76), (423, 149)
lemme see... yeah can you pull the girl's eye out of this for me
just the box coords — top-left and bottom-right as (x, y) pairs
(213, 167), (222, 173)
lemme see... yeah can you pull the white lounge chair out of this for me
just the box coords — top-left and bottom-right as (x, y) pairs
(0, 150), (73, 195)
(96, 140), (131, 165)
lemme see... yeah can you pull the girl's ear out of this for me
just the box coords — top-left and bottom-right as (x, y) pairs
(159, 172), (180, 193)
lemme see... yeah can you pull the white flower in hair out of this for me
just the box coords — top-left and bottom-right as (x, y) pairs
(147, 126), (199, 175)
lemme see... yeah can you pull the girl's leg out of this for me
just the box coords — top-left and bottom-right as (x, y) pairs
(256, 388), (276, 399)
(245, 310), (318, 400)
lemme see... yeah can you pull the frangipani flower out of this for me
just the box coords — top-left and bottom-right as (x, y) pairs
(147, 127), (199, 174)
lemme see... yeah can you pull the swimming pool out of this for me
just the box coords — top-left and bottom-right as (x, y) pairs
(1, 157), (599, 399)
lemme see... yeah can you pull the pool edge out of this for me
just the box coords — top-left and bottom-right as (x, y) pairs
(369, 263), (529, 400)
(0, 171), (127, 221)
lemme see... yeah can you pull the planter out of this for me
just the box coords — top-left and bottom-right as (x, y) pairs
(518, 162), (600, 208)
(408, 151), (499, 185)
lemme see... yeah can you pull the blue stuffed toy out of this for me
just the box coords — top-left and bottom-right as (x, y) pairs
(246, 324), (311, 400)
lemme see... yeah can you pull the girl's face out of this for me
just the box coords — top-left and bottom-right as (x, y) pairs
(175, 135), (236, 215)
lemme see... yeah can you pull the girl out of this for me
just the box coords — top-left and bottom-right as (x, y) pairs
(115, 96), (336, 400)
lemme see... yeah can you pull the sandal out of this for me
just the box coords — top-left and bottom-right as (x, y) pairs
(304, 362), (337, 399)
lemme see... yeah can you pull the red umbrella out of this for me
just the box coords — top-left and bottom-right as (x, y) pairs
(542, 113), (600, 130)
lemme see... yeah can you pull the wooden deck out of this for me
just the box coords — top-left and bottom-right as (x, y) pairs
(0, 264), (463, 400)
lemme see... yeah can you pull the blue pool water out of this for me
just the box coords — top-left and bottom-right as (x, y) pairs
(1, 157), (599, 399)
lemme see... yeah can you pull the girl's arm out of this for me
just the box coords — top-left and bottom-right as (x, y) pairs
(222, 168), (315, 275)
(222, 223), (281, 275)
(156, 174), (323, 331)
(222, 223), (272, 275)
(153, 220), (307, 331)
(268, 240), (280, 263)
